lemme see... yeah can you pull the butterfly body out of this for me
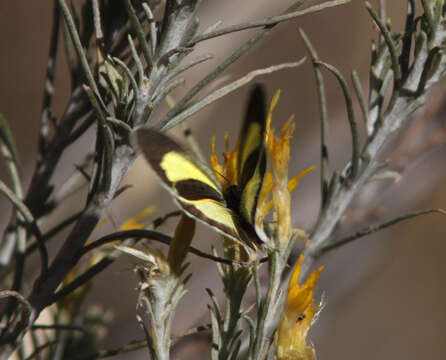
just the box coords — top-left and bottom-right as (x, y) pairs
(136, 85), (267, 248)
(223, 185), (242, 211)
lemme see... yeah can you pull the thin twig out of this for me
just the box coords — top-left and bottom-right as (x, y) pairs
(128, 35), (145, 85)
(82, 86), (107, 125)
(92, 0), (105, 53)
(142, 3), (157, 56)
(151, 210), (182, 228)
(157, 47), (193, 67)
(0, 290), (32, 337)
(181, 124), (206, 162)
(112, 57), (138, 97)
(23, 341), (59, 360)
(315, 60), (360, 180)
(72, 339), (149, 359)
(160, 0), (307, 128)
(300, 29), (330, 208)
(351, 70), (369, 126)
(400, 0), (415, 77)
(416, 46), (441, 96)
(251, 251), (278, 359)
(58, 0), (104, 106)
(367, 42), (391, 135)
(150, 77), (186, 114)
(188, 0), (352, 46)
(366, 2), (401, 94)
(106, 117), (133, 133)
(158, 60), (306, 131)
(65, 112), (95, 147)
(0, 180), (48, 277)
(421, 0), (435, 35)
(162, 53), (214, 85)
(61, 14), (77, 88)
(0, 116), (27, 295)
(320, 208), (446, 253)
(124, 0), (152, 67)
(0, 115), (24, 215)
(80, 229), (237, 265)
(39, 0), (61, 157)
(31, 324), (87, 333)
(0, 290), (31, 311)
(83, 85), (114, 194)
(302, 92), (426, 279)
(40, 212), (83, 246)
(200, 20), (223, 36)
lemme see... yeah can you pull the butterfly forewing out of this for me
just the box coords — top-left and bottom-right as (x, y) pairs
(136, 129), (244, 244)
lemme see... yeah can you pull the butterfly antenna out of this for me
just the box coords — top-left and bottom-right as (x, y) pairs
(214, 169), (232, 186)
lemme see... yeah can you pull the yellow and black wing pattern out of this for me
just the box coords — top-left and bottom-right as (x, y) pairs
(237, 85), (267, 226)
(137, 128), (243, 243)
(136, 85), (267, 247)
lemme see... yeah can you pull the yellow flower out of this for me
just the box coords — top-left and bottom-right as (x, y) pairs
(60, 207), (159, 312)
(120, 206), (156, 230)
(265, 90), (293, 185)
(258, 90), (313, 246)
(117, 212), (194, 276)
(210, 132), (239, 188)
(58, 250), (103, 316)
(210, 89), (313, 248)
(256, 168), (314, 241)
(275, 254), (324, 360)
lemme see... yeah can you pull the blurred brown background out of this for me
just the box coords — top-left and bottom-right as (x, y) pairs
(1, 0), (445, 359)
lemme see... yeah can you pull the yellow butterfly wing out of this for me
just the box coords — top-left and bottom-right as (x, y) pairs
(137, 129), (244, 244)
(237, 85), (267, 225)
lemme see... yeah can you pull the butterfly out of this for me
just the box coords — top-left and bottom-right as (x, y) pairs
(136, 85), (267, 249)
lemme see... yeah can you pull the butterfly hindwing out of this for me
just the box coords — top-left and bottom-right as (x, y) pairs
(237, 85), (267, 225)
(136, 129), (243, 243)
